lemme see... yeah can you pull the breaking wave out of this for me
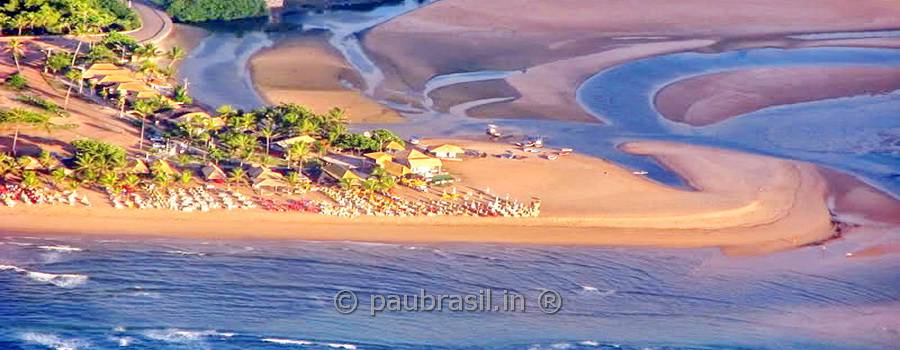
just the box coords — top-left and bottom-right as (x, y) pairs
(0, 265), (88, 288)
(142, 329), (234, 343)
(38, 245), (84, 252)
(21, 332), (88, 350)
(261, 338), (357, 349)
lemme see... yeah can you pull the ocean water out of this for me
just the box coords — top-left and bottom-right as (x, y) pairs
(2, 234), (899, 350)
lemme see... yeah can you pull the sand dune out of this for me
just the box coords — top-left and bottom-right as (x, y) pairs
(655, 66), (900, 126)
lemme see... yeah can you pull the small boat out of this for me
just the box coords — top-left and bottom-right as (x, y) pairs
(558, 148), (573, 156)
(486, 124), (501, 138)
(632, 170), (648, 175)
(546, 154), (559, 160)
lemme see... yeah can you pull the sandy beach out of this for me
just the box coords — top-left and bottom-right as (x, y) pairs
(655, 66), (900, 126)
(4, 137), (884, 254)
(363, 0), (900, 122)
(249, 33), (403, 124)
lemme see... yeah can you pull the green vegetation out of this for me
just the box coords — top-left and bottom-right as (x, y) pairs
(71, 139), (127, 183)
(16, 95), (69, 117)
(0, 108), (60, 156)
(0, 0), (139, 36)
(5, 73), (28, 90)
(151, 0), (267, 22)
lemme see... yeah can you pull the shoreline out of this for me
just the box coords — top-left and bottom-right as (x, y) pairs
(6, 139), (895, 255)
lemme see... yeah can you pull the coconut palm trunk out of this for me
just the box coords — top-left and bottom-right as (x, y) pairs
(12, 126), (20, 157)
(139, 117), (146, 151)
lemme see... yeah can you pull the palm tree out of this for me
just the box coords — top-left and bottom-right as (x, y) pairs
(257, 118), (280, 156)
(378, 175), (397, 193)
(285, 171), (302, 193)
(64, 69), (84, 110)
(2, 108), (54, 157)
(131, 99), (156, 151)
(70, 24), (88, 66)
(38, 150), (56, 170)
(166, 46), (185, 68)
(216, 104), (236, 118)
(153, 171), (171, 189)
(99, 172), (119, 191)
(228, 167), (247, 187)
(178, 170), (193, 187)
(224, 133), (257, 166)
(11, 16), (28, 36)
(122, 174), (140, 189)
(4, 39), (26, 72)
(338, 177), (356, 190)
(137, 43), (160, 62)
(286, 141), (309, 170)
(20, 170), (40, 189)
(50, 167), (68, 189)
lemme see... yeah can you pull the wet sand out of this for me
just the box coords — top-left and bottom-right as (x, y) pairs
(363, 0), (900, 122)
(655, 66), (900, 126)
(249, 33), (403, 124)
(2, 139), (875, 254)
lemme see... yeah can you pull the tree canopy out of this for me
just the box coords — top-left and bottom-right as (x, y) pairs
(0, 0), (139, 36)
(152, 0), (267, 22)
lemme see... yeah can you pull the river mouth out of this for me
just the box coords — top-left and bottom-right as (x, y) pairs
(179, 4), (900, 200)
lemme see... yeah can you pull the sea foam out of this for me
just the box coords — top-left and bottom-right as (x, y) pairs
(38, 245), (83, 252)
(21, 332), (88, 350)
(262, 338), (314, 346)
(0, 265), (88, 288)
(142, 329), (234, 343)
(261, 338), (357, 349)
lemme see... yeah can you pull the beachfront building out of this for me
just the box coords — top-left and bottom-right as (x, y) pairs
(384, 140), (406, 153)
(248, 164), (289, 193)
(397, 149), (442, 177)
(274, 135), (316, 152)
(318, 163), (363, 185)
(201, 163), (227, 182)
(174, 112), (227, 129)
(364, 152), (393, 167)
(383, 161), (411, 178)
(429, 144), (465, 159)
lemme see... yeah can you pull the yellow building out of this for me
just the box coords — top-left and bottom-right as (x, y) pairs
(398, 149), (442, 177)
(429, 144), (465, 158)
(364, 151), (393, 167)
(319, 163), (363, 184)
(384, 140), (406, 153)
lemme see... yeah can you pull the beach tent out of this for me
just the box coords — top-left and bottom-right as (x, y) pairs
(201, 163), (227, 182)
(429, 144), (465, 159)
(364, 151), (393, 167)
(384, 140), (406, 153)
(126, 159), (151, 175)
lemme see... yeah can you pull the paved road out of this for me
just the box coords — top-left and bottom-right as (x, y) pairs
(128, 1), (173, 43)
(0, 1), (171, 43)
